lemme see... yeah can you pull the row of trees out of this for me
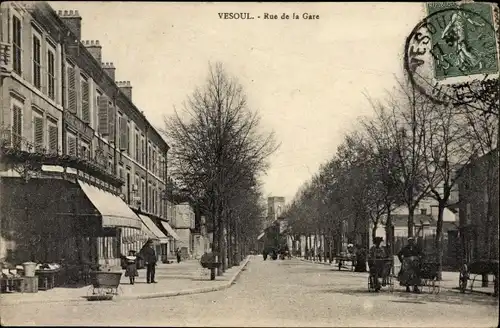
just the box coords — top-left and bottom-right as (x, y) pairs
(284, 78), (498, 275)
(162, 63), (278, 274)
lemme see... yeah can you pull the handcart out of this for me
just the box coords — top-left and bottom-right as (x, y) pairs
(368, 258), (394, 293)
(459, 260), (498, 296)
(419, 262), (441, 294)
(86, 271), (123, 300)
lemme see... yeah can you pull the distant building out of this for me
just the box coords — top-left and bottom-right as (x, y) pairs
(267, 196), (285, 222)
(457, 149), (499, 264)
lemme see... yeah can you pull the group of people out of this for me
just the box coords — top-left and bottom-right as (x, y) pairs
(368, 236), (424, 293)
(124, 239), (184, 285)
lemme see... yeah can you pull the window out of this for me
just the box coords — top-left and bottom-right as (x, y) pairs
(47, 118), (58, 154)
(141, 179), (146, 207)
(32, 34), (41, 89)
(81, 141), (90, 159)
(135, 130), (139, 160)
(67, 133), (77, 156)
(81, 76), (90, 123)
(32, 109), (44, 151)
(67, 63), (77, 113)
(47, 47), (56, 100)
(11, 105), (22, 148)
(12, 15), (22, 75)
(141, 135), (145, 165)
(420, 209), (427, 215)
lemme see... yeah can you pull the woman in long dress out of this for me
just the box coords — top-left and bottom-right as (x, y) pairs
(124, 250), (139, 285)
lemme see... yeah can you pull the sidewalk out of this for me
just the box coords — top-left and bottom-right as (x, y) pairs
(1, 256), (251, 305)
(297, 256), (496, 295)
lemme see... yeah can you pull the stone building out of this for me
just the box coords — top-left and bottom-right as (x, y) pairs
(0, 2), (178, 278)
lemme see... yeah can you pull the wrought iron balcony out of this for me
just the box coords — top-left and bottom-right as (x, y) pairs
(0, 125), (124, 188)
(0, 42), (12, 75)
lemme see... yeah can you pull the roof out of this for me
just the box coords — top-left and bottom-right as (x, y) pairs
(391, 214), (434, 227)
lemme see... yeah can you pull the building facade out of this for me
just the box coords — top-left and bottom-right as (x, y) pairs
(172, 202), (195, 258)
(457, 149), (499, 265)
(0, 2), (178, 275)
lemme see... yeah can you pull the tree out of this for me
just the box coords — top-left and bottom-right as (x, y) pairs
(163, 62), (278, 274)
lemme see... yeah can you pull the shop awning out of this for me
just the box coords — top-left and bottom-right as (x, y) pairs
(77, 180), (141, 229)
(139, 215), (168, 244)
(257, 232), (265, 240)
(160, 221), (181, 241)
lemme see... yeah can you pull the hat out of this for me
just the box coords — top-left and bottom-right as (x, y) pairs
(407, 237), (415, 241)
(374, 237), (384, 243)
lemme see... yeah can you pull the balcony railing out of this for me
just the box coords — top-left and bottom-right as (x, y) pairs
(0, 125), (124, 188)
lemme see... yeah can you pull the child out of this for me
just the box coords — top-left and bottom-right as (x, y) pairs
(125, 250), (139, 285)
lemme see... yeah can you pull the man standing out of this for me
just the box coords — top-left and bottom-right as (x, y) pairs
(142, 239), (157, 284)
(368, 237), (388, 291)
(397, 237), (423, 293)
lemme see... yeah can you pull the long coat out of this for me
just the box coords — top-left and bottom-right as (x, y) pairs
(142, 247), (157, 265)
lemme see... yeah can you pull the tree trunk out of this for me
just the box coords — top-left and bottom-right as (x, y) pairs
(408, 206), (415, 238)
(226, 218), (233, 269)
(385, 205), (393, 256)
(371, 222), (378, 246)
(435, 202), (445, 280)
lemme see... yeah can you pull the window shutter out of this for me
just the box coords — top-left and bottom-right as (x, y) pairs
(125, 122), (130, 153)
(68, 136), (77, 156)
(34, 116), (44, 151)
(48, 125), (58, 154)
(120, 117), (127, 150)
(81, 80), (90, 123)
(108, 104), (115, 143)
(97, 95), (109, 135)
(12, 106), (22, 148)
(67, 67), (77, 113)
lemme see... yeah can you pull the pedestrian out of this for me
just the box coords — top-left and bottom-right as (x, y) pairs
(124, 250), (139, 285)
(142, 239), (158, 284)
(176, 247), (181, 263)
(368, 237), (388, 291)
(397, 237), (423, 293)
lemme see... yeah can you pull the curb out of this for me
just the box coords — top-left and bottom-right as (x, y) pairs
(1, 256), (252, 305)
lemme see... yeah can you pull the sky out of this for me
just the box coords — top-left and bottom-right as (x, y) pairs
(50, 2), (426, 204)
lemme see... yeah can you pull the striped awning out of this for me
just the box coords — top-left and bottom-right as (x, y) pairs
(139, 215), (168, 244)
(78, 180), (141, 229)
(160, 221), (181, 241)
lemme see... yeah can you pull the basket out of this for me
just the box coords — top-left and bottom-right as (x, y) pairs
(89, 271), (122, 289)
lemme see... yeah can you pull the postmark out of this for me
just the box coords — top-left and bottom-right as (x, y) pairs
(404, 3), (499, 106)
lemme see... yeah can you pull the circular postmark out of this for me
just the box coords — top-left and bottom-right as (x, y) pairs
(404, 5), (499, 106)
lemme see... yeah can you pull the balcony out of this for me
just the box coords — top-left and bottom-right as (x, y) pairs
(0, 42), (12, 76)
(0, 125), (124, 188)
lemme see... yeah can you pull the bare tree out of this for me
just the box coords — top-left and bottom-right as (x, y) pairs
(163, 62), (278, 274)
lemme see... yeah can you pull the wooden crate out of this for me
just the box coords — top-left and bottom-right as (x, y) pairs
(23, 276), (39, 293)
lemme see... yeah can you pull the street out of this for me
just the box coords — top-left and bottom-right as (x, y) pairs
(2, 257), (498, 327)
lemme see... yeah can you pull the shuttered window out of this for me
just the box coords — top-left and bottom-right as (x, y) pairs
(119, 116), (127, 151)
(81, 77), (90, 123)
(97, 95), (109, 135)
(33, 114), (44, 151)
(33, 35), (41, 89)
(108, 103), (115, 143)
(12, 16), (22, 75)
(48, 124), (58, 154)
(67, 66), (77, 113)
(47, 50), (56, 100)
(12, 105), (23, 148)
(67, 134), (77, 156)
(81, 141), (90, 160)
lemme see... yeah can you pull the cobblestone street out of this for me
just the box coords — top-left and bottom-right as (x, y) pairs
(2, 257), (498, 327)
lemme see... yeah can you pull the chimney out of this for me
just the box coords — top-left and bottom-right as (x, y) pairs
(82, 40), (102, 63)
(58, 10), (82, 40)
(102, 62), (116, 81)
(116, 81), (132, 100)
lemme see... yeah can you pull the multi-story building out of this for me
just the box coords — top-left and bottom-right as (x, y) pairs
(172, 202), (195, 258)
(0, 2), (178, 276)
(457, 149), (499, 265)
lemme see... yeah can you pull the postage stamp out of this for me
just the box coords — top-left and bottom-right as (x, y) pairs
(404, 2), (499, 105)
